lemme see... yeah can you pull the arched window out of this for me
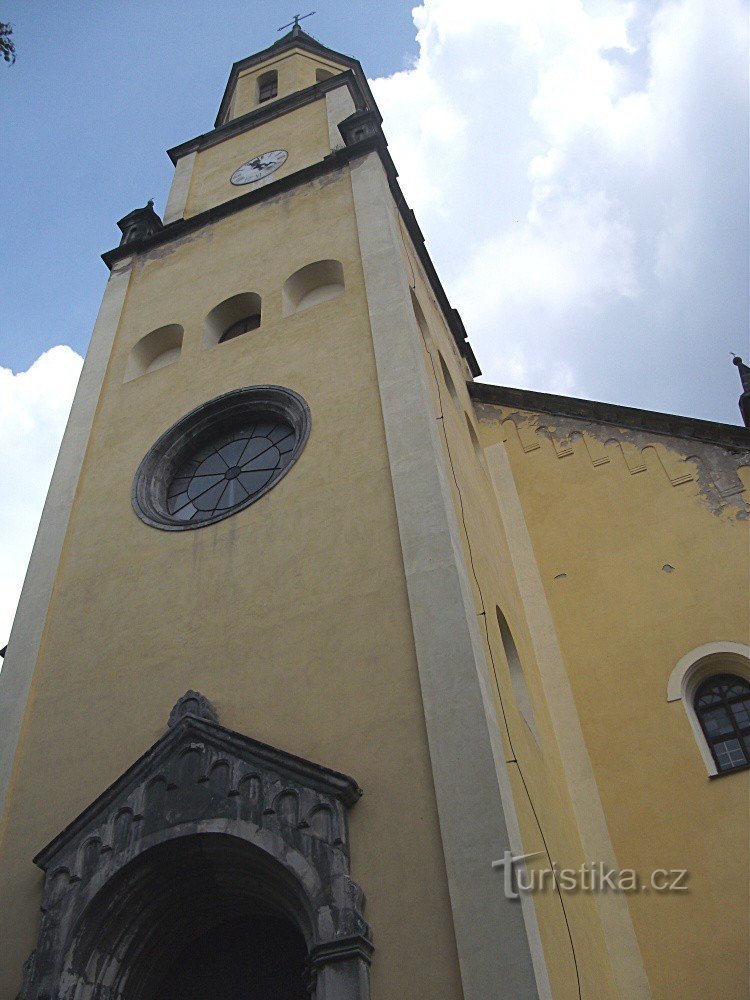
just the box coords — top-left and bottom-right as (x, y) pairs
(438, 351), (459, 407)
(410, 290), (432, 348)
(219, 313), (260, 343)
(667, 642), (750, 776)
(257, 70), (278, 103)
(202, 292), (262, 349)
(694, 674), (750, 774)
(496, 608), (538, 741)
(465, 412), (486, 466)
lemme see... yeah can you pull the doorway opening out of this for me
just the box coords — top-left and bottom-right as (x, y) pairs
(154, 911), (307, 1000)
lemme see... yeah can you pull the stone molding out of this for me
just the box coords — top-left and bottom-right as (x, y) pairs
(487, 408), (750, 517)
(131, 384), (311, 531)
(470, 382), (750, 452)
(20, 700), (371, 999)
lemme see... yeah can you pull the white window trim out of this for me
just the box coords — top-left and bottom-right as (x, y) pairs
(667, 642), (750, 776)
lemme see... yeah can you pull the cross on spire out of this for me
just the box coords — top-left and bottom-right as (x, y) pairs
(278, 11), (316, 34)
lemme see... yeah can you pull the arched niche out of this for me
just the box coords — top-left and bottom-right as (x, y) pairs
(125, 325), (183, 382)
(20, 692), (373, 1000)
(202, 293), (262, 349)
(282, 260), (344, 316)
(316, 68), (335, 83)
(496, 608), (539, 741)
(437, 351), (458, 407)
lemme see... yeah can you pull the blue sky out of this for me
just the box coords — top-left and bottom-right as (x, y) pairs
(1, 2), (747, 411)
(0, 2), (418, 372)
(0, 0), (748, 642)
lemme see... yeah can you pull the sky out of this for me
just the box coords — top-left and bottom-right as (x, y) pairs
(0, 0), (748, 643)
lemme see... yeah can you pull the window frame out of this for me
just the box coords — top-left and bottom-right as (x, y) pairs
(131, 386), (311, 531)
(667, 643), (750, 777)
(257, 70), (278, 103)
(694, 674), (750, 774)
(219, 313), (261, 343)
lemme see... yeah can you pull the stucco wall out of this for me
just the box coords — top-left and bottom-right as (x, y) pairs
(0, 163), (463, 998)
(475, 402), (750, 999)
(402, 245), (634, 998)
(183, 96), (332, 218)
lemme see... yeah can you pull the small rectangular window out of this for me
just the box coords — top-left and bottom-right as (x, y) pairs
(258, 71), (278, 103)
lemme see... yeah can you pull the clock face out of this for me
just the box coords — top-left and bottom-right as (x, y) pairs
(230, 149), (288, 185)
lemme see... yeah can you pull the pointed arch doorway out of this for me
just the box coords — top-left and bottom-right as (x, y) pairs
(19, 694), (373, 1000)
(63, 833), (311, 1000)
(157, 913), (307, 1000)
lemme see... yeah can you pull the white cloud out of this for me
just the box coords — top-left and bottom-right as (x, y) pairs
(370, 0), (749, 416)
(0, 347), (83, 651)
(0, 1), (745, 651)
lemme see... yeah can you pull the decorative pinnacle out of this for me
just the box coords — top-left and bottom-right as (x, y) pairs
(115, 199), (163, 247)
(732, 355), (750, 427)
(168, 690), (219, 728)
(278, 11), (315, 34)
(732, 355), (750, 392)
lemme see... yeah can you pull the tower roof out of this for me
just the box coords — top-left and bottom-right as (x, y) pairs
(276, 22), (321, 46)
(215, 28), (375, 128)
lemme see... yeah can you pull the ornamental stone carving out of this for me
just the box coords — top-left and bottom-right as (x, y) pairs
(19, 695), (372, 999)
(167, 689), (219, 727)
(337, 110), (379, 147)
(116, 200), (164, 246)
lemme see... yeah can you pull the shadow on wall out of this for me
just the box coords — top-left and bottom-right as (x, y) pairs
(282, 260), (344, 316)
(496, 607), (539, 741)
(125, 325), (183, 382)
(203, 293), (262, 349)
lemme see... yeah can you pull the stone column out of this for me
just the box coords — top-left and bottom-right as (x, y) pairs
(310, 937), (372, 1000)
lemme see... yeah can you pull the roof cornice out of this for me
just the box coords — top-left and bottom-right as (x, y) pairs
(168, 70), (372, 165)
(104, 133), (480, 373)
(469, 382), (750, 450)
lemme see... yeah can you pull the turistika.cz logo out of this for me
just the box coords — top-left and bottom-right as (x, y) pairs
(492, 852), (689, 899)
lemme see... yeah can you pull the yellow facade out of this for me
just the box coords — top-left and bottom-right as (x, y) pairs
(475, 403), (750, 999)
(1, 27), (748, 1000)
(225, 50), (346, 122)
(0, 125), (462, 1000)
(184, 98), (332, 217)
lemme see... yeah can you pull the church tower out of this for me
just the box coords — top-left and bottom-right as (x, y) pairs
(2, 24), (749, 1000)
(0, 25), (544, 999)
